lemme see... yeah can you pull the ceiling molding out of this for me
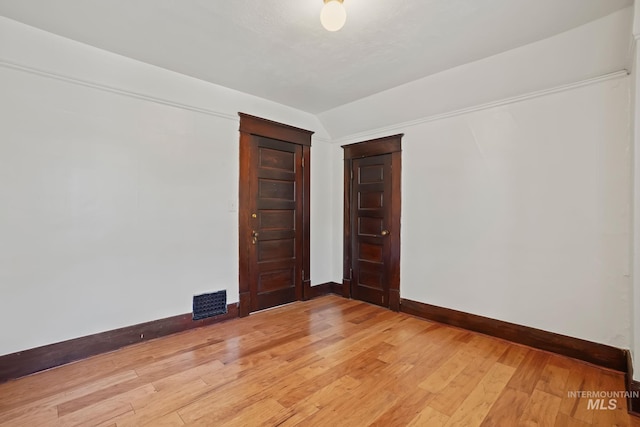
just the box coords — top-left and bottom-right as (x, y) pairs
(327, 70), (629, 145)
(0, 58), (238, 121)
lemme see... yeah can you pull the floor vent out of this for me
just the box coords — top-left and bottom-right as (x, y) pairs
(193, 290), (227, 320)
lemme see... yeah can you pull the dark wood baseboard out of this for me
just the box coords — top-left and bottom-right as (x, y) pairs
(308, 282), (332, 298)
(626, 350), (640, 416)
(239, 292), (250, 318)
(0, 304), (238, 384)
(400, 298), (627, 372)
(342, 279), (352, 298)
(308, 282), (343, 299)
(330, 282), (343, 295)
(629, 381), (640, 416)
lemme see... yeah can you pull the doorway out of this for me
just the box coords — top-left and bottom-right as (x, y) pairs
(342, 135), (402, 310)
(238, 113), (313, 317)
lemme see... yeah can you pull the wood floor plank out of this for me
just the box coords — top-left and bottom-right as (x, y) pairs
(428, 337), (509, 416)
(444, 362), (515, 427)
(274, 342), (392, 408)
(215, 398), (286, 427)
(479, 386), (530, 427)
(145, 411), (185, 426)
(535, 358), (570, 397)
(368, 389), (434, 426)
(0, 296), (638, 427)
(0, 369), (139, 425)
(554, 412), (591, 427)
(497, 345), (530, 368)
(507, 350), (550, 394)
(293, 363), (400, 427)
(407, 406), (450, 427)
(590, 369), (631, 427)
(264, 374), (360, 426)
(558, 363), (589, 417)
(570, 365), (601, 424)
(117, 378), (210, 427)
(418, 347), (476, 393)
(57, 384), (154, 427)
(0, 402), (59, 427)
(518, 389), (562, 427)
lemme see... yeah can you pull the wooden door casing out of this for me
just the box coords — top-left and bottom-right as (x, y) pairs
(238, 113), (313, 317)
(342, 135), (402, 311)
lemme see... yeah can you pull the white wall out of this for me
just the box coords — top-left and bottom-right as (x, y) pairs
(331, 76), (631, 348)
(0, 17), (333, 356)
(631, 0), (640, 381)
(310, 140), (334, 285)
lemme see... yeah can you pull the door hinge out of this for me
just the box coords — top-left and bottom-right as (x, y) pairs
(302, 269), (305, 280)
(349, 268), (353, 279)
(302, 157), (305, 168)
(350, 169), (353, 180)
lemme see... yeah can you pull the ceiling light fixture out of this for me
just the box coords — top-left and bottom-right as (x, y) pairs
(320, 0), (346, 32)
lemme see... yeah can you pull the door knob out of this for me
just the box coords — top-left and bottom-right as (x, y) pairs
(381, 230), (390, 236)
(252, 230), (259, 245)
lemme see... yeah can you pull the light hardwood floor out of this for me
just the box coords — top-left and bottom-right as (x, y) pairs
(1, 295), (639, 426)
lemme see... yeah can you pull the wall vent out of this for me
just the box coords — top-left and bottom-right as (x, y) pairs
(193, 290), (227, 320)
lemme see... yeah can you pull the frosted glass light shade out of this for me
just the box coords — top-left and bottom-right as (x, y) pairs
(320, 0), (346, 32)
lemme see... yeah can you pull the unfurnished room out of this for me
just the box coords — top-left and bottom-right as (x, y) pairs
(1, 1), (640, 426)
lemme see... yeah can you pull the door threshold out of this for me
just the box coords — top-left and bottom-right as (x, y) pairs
(250, 300), (299, 315)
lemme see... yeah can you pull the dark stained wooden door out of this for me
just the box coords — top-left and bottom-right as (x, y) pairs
(239, 112), (312, 317)
(342, 134), (401, 311)
(249, 136), (304, 312)
(351, 155), (393, 307)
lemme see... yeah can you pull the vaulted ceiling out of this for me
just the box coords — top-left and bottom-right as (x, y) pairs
(0, 0), (633, 114)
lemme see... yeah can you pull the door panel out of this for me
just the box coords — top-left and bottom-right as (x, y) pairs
(259, 268), (295, 292)
(259, 210), (295, 230)
(259, 147), (295, 171)
(258, 239), (296, 261)
(359, 192), (383, 209)
(351, 155), (392, 307)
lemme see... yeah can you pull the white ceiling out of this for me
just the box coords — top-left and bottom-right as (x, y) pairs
(0, 0), (633, 114)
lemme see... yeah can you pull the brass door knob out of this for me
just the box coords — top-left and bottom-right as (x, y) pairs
(252, 231), (259, 245)
(381, 230), (389, 236)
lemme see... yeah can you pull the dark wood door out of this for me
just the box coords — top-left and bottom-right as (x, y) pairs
(238, 113), (313, 317)
(351, 155), (392, 307)
(343, 134), (402, 311)
(249, 136), (303, 311)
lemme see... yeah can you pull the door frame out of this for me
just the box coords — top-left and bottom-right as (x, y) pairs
(342, 134), (402, 311)
(238, 113), (313, 317)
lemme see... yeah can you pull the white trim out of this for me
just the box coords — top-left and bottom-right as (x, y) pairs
(0, 59), (238, 121)
(329, 70), (630, 145)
